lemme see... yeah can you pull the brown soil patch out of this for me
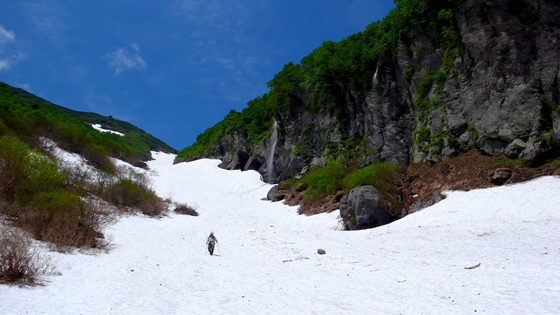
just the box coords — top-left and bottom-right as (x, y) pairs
(400, 151), (560, 214)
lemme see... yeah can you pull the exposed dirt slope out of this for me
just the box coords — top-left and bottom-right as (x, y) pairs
(400, 152), (560, 214)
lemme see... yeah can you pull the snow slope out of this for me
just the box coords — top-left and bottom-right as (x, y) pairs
(1, 151), (559, 314)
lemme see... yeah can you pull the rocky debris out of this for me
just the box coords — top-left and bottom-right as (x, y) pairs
(296, 193), (343, 215)
(407, 192), (447, 215)
(339, 186), (394, 230)
(491, 169), (513, 185)
(401, 151), (560, 214)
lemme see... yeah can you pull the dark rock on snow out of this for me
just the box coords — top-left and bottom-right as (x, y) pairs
(339, 186), (394, 230)
(266, 185), (284, 202)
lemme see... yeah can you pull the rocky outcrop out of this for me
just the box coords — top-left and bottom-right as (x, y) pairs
(339, 186), (394, 230)
(203, 0), (560, 185)
(415, 0), (560, 167)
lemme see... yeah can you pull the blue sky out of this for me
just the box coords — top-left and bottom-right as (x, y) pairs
(0, 1), (395, 150)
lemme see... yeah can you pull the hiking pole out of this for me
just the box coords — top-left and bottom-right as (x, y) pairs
(217, 243), (222, 256)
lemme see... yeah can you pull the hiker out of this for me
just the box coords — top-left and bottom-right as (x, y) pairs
(206, 232), (218, 255)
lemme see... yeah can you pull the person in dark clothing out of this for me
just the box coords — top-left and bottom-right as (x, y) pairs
(206, 232), (218, 255)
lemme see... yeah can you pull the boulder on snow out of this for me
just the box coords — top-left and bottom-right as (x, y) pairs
(266, 185), (284, 202)
(317, 249), (326, 255)
(339, 185), (394, 230)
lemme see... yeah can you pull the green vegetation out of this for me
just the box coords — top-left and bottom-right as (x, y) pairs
(0, 135), (167, 253)
(0, 136), (68, 205)
(0, 136), (103, 252)
(416, 126), (431, 143)
(290, 158), (402, 210)
(1, 82), (175, 167)
(177, 0), (466, 161)
(468, 124), (479, 140)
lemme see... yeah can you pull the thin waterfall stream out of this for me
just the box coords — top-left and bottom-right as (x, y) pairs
(266, 120), (278, 183)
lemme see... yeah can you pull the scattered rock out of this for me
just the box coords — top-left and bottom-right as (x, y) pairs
(504, 139), (526, 158)
(491, 169), (512, 185)
(464, 263), (481, 270)
(408, 192), (447, 214)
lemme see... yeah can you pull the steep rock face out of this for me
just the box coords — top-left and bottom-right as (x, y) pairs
(211, 0), (560, 182)
(414, 0), (560, 166)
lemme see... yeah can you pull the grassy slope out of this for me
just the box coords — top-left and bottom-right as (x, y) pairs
(1, 82), (175, 165)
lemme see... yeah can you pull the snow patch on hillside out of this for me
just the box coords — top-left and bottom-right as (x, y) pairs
(91, 124), (124, 136)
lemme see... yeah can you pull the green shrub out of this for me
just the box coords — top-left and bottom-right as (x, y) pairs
(0, 136), (115, 251)
(0, 136), (68, 205)
(294, 158), (402, 207)
(301, 161), (346, 198)
(104, 169), (168, 217)
(416, 127), (431, 143)
(404, 65), (415, 80)
(173, 202), (199, 216)
(417, 70), (434, 99)
(344, 161), (399, 189)
(29, 191), (79, 215)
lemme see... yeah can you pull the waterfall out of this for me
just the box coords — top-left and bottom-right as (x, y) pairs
(373, 67), (378, 86)
(266, 120), (278, 183)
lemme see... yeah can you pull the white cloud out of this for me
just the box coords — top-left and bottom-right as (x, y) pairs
(0, 26), (15, 45)
(0, 59), (10, 71)
(106, 44), (147, 74)
(0, 26), (24, 72)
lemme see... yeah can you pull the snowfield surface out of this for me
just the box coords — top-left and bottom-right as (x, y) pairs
(1, 151), (560, 314)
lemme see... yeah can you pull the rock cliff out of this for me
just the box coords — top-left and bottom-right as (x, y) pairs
(185, 0), (560, 186)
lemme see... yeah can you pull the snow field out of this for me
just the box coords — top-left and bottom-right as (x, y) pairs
(1, 151), (559, 314)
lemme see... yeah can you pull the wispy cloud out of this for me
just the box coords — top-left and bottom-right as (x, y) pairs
(172, 0), (268, 101)
(106, 44), (147, 74)
(174, 0), (240, 30)
(0, 26), (15, 45)
(17, 83), (31, 92)
(24, 2), (66, 43)
(85, 92), (113, 111)
(0, 25), (24, 71)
